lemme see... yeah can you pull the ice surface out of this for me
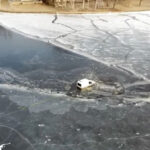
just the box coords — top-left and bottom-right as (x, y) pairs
(0, 12), (150, 80)
(0, 83), (103, 114)
(0, 22), (150, 150)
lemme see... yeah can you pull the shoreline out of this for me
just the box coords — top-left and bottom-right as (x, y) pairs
(0, 1), (150, 14)
(0, 9), (150, 14)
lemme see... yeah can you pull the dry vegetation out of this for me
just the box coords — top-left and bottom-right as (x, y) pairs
(0, 0), (150, 13)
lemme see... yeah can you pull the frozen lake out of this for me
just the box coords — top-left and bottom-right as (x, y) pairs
(0, 24), (150, 150)
(0, 12), (150, 80)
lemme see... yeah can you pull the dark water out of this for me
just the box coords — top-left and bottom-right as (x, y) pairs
(0, 25), (95, 91)
(0, 26), (89, 73)
(0, 26), (150, 150)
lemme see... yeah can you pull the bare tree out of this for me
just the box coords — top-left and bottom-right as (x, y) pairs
(82, 0), (85, 9)
(87, 0), (90, 9)
(95, 0), (104, 9)
(61, 0), (75, 9)
(139, 0), (143, 6)
(113, 0), (118, 8)
(71, 0), (75, 9)
(105, 0), (109, 7)
(62, 0), (67, 8)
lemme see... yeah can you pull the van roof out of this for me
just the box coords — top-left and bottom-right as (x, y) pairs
(77, 78), (91, 84)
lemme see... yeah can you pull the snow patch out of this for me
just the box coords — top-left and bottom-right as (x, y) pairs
(0, 143), (11, 150)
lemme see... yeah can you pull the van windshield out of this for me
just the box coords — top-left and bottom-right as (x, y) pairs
(78, 83), (81, 87)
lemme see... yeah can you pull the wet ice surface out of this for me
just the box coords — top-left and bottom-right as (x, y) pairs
(0, 23), (150, 150)
(0, 12), (150, 80)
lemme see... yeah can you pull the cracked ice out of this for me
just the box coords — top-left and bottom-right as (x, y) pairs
(0, 11), (150, 80)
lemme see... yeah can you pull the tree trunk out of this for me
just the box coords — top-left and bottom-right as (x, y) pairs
(87, 0), (90, 9)
(72, 0), (75, 9)
(63, 0), (67, 8)
(113, 0), (117, 9)
(139, 0), (143, 6)
(95, 0), (97, 9)
(95, 0), (102, 9)
(82, 0), (85, 9)
(105, 0), (109, 7)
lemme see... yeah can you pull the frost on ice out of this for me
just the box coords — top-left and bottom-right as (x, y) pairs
(0, 11), (150, 80)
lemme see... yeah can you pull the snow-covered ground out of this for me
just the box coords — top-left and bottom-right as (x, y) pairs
(0, 11), (150, 80)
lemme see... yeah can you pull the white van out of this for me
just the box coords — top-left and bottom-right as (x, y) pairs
(77, 79), (95, 89)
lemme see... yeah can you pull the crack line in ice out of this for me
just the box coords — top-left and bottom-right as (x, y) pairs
(0, 13), (150, 82)
(122, 14), (150, 26)
(82, 15), (135, 59)
(0, 124), (35, 150)
(107, 133), (150, 141)
(52, 13), (76, 31)
(52, 13), (82, 46)
(80, 16), (150, 81)
(33, 132), (150, 148)
(0, 83), (96, 103)
(33, 140), (101, 147)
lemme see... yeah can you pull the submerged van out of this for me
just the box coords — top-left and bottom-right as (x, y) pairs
(77, 79), (95, 89)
